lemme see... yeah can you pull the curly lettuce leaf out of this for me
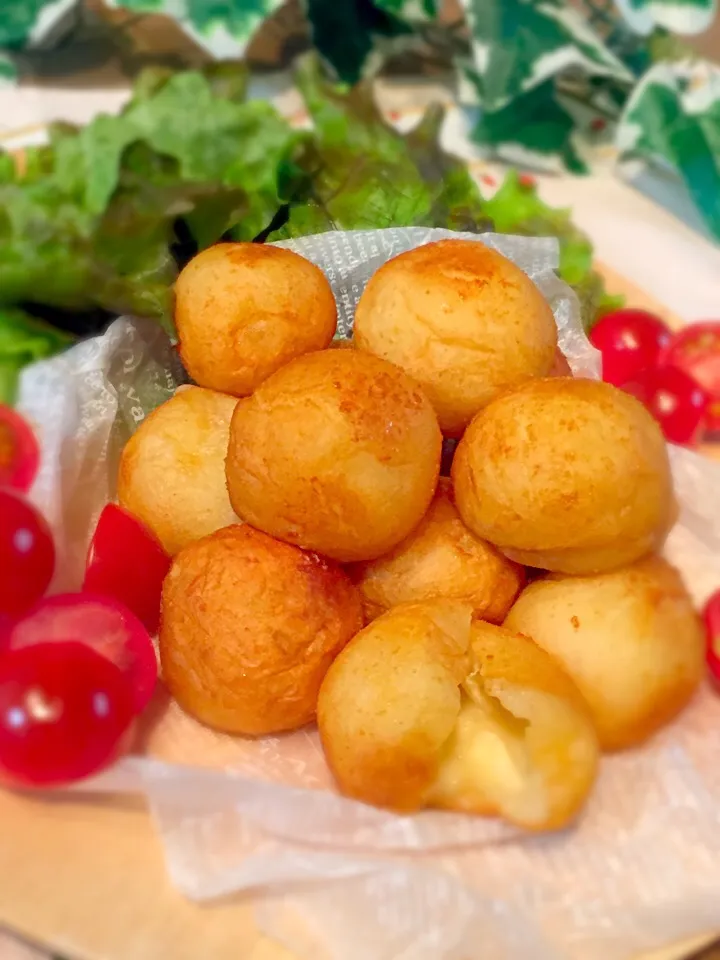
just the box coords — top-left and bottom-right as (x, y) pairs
(0, 52), (614, 365)
(68, 68), (303, 242)
(274, 55), (490, 237)
(0, 174), (95, 310)
(0, 62), (294, 339)
(90, 146), (249, 325)
(0, 150), (250, 338)
(0, 306), (73, 404)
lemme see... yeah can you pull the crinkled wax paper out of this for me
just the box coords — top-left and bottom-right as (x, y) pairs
(16, 230), (720, 960)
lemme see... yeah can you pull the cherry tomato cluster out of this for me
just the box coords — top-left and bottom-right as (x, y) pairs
(0, 404), (169, 788)
(589, 311), (720, 447)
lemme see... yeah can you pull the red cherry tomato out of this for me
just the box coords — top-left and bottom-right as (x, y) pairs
(661, 322), (720, 435)
(0, 616), (11, 650)
(83, 504), (171, 635)
(622, 365), (709, 446)
(0, 489), (55, 618)
(703, 589), (720, 688)
(6, 593), (157, 714)
(0, 404), (39, 493)
(0, 641), (134, 787)
(590, 309), (671, 387)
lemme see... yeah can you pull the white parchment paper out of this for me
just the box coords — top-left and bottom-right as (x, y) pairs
(16, 230), (720, 960)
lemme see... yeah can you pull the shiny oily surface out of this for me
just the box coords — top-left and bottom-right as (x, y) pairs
(353, 239), (557, 436)
(226, 349), (442, 562)
(452, 377), (674, 574)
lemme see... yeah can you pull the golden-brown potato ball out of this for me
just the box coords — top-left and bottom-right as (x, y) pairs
(452, 377), (673, 574)
(160, 524), (363, 736)
(352, 479), (525, 623)
(175, 243), (337, 396)
(318, 602), (598, 829)
(318, 600), (473, 812)
(430, 621), (599, 830)
(504, 557), (705, 751)
(226, 349), (442, 562)
(117, 386), (239, 556)
(353, 239), (557, 436)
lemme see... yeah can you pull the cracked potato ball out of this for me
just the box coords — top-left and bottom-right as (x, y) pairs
(353, 239), (557, 436)
(117, 386), (239, 556)
(225, 349), (442, 562)
(160, 524), (363, 736)
(318, 601), (599, 830)
(452, 377), (674, 574)
(175, 243), (337, 396)
(353, 479), (525, 622)
(504, 557), (705, 751)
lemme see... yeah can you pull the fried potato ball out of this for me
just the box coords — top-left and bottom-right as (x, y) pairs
(175, 243), (337, 396)
(226, 349), (442, 562)
(353, 239), (557, 436)
(452, 378), (674, 574)
(353, 479), (525, 623)
(160, 524), (363, 736)
(117, 386), (239, 556)
(504, 557), (705, 751)
(318, 601), (473, 812)
(429, 621), (599, 830)
(317, 602), (598, 829)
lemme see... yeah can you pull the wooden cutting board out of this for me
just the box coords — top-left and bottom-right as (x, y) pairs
(0, 265), (716, 960)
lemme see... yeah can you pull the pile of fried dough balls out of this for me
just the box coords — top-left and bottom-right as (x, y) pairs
(117, 239), (705, 833)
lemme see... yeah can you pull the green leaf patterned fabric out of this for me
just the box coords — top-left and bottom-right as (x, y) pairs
(617, 59), (720, 238)
(108, 0), (285, 57)
(613, 0), (716, 36)
(304, 0), (413, 84)
(459, 0), (631, 113)
(0, 0), (77, 50)
(372, 0), (439, 20)
(463, 73), (588, 173)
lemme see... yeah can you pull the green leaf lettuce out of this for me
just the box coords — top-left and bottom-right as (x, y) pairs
(273, 55), (490, 237)
(480, 169), (623, 327)
(0, 307), (73, 404)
